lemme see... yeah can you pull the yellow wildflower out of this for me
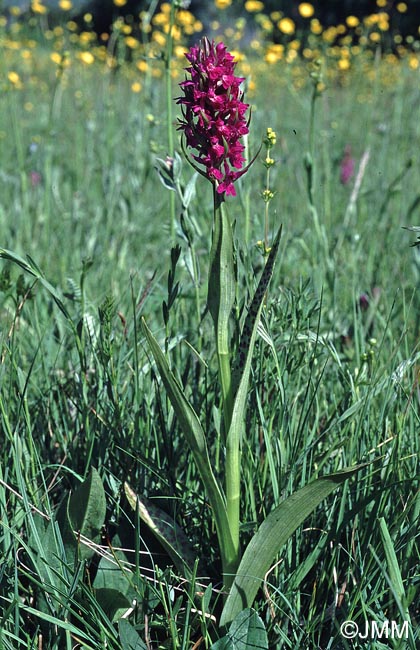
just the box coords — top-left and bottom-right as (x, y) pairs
(152, 13), (168, 26)
(152, 31), (166, 46)
(298, 3), (314, 19)
(177, 10), (194, 26)
(264, 43), (284, 63)
(79, 31), (95, 45)
(78, 51), (94, 64)
(396, 2), (407, 12)
(136, 60), (149, 72)
(337, 58), (350, 71)
(131, 81), (142, 93)
(125, 36), (139, 49)
(215, 0), (232, 8)
(8, 71), (21, 85)
(173, 45), (186, 58)
(310, 18), (323, 35)
(31, 1), (47, 14)
(59, 0), (72, 10)
(278, 17), (295, 35)
(244, 1), (264, 12)
(346, 16), (359, 28)
(114, 0), (127, 6)
(286, 48), (297, 63)
(50, 52), (62, 64)
(409, 55), (419, 70)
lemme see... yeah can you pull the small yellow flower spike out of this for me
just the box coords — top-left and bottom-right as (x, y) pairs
(261, 189), (275, 202)
(265, 127), (277, 147)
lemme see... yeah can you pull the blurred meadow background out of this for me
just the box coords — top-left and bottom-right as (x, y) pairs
(0, 1), (419, 648)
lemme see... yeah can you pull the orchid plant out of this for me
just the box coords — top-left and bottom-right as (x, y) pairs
(134, 37), (361, 629)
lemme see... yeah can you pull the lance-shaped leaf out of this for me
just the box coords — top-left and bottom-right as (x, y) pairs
(124, 483), (197, 579)
(64, 467), (106, 561)
(220, 465), (364, 627)
(141, 318), (236, 577)
(231, 225), (282, 401)
(223, 225), (282, 573)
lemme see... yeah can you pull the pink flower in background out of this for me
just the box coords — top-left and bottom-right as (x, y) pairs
(29, 171), (42, 187)
(340, 144), (355, 185)
(177, 37), (250, 197)
(358, 293), (369, 311)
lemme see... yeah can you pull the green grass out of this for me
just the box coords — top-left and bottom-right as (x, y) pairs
(0, 40), (419, 650)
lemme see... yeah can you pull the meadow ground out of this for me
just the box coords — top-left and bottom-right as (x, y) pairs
(0, 3), (419, 649)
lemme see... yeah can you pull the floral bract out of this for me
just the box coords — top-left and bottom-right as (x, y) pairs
(177, 37), (250, 197)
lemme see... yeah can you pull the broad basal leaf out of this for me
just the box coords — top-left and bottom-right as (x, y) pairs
(141, 318), (236, 574)
(211, 608), (268, 649)
(220, 466), (364, 626)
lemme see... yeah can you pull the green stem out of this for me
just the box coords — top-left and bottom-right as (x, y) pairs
(218, 346), (233, 436)
(307, 86), (317, 208)
(207, 187), (240, 585)
(210, 188), (235, 436)
(165, 1), (176, 243)
(264, 164), (270, 250)
(225, 431), (240, 585)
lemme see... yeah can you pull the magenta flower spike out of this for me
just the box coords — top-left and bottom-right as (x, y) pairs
(340, 144), (355, 185)
(177, 37), (250, 198)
